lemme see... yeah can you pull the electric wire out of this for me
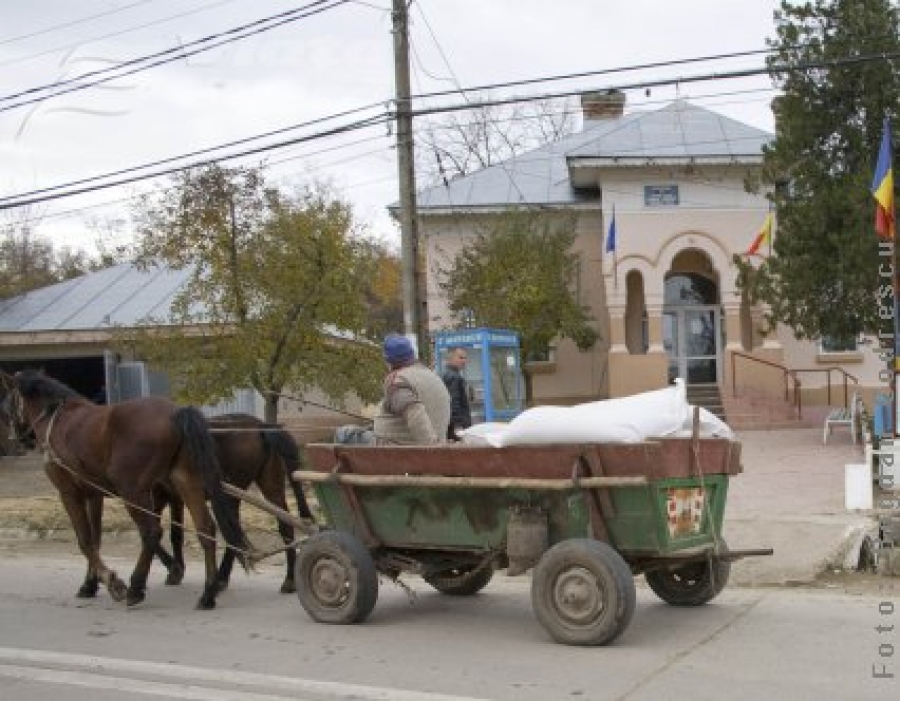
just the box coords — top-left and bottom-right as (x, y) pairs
(2, 46), (893, 212)
(0, 0), (155, 47)
(0, 98), (387, 204)
(0, 0), (239, 69)
(0, 0), (352, 114)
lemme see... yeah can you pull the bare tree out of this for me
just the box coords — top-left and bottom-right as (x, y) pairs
(416, 96), (577, 186)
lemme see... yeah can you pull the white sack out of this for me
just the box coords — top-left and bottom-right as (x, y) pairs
(458, 422), (510, 446)
(672, 406), (735, 440)
(484, 380), (691, 447)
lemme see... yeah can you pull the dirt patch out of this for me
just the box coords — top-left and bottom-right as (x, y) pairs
(0, 453), (312, 550)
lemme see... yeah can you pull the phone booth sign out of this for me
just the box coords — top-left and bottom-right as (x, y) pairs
(434, 328), (523, 423)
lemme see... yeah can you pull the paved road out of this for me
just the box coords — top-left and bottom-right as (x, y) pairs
(0, 550), (896, 701)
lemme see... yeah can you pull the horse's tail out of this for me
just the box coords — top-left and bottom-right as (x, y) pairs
(173, 406), (252, 570)
(263, 426), (313, 519)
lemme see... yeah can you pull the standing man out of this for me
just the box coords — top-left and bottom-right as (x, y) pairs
(441, 346), (472, 441)
(374, 334), (451, 445)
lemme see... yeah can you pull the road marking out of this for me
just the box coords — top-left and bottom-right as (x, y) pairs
(0, 647), (490, 701)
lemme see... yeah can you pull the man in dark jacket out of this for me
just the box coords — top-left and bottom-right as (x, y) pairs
(441, 346), (472, 440)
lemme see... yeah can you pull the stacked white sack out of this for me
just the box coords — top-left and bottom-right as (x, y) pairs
(458, 379), (734, 446)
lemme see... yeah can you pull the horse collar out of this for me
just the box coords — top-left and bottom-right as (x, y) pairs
(36, 401), (66, 463)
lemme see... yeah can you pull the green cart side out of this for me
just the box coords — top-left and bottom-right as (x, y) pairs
(292, 438), (770, 646)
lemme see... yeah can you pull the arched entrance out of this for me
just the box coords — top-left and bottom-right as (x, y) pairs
(663, 256), (721, 385)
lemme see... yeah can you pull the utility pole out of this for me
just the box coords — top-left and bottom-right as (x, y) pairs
(391, 0), (428, 361)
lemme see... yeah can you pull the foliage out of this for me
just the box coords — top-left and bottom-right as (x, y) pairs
(739, 0), (900, 342)
(358, 238), (403, 340)
(130, 164), (383, 422)
(0, 208), (94, 299)
(417, 97), (576, 185)
(438, 209), (598, 402)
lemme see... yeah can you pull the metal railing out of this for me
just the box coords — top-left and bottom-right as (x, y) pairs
(730, 351), (859, 420)
(730, 351), (801, 417)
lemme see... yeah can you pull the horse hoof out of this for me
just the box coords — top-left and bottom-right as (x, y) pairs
(196, 595), (216, 610)
(165, 565), (185, 586)
(76, 584), (99, 599)
(108, 579), (128, 603)
(126, 588), (146, 607)
(279, 581), (296, 595)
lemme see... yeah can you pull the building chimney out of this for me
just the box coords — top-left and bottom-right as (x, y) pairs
(581, 89), (626, 122)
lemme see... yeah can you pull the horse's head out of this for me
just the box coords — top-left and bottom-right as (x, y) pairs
(0, 371), (31, 448)
(4, 370), (76, 448)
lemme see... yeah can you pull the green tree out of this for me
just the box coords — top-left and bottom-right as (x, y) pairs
(359, 238), (403, 340)
(0, 207), (95, 299)
(130, 164), (383, 422)
(740, 0), (900, 342)
(439, 210), (598, 404)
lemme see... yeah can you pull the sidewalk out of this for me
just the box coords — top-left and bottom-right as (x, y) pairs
(724, 426), (872, 585)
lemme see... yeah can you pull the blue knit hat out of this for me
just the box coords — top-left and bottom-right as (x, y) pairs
(383, 334), (415, 366)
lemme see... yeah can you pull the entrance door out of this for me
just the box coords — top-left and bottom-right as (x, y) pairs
(663, 306), (721, 384)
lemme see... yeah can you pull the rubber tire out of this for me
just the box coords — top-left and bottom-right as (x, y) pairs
(531, 539), (636, 646)
(424, 562), (494, 596)
(645, 548), (731, 607)
(296, 531), (378, 624)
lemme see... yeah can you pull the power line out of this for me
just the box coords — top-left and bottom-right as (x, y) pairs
(405, 49), (900, 118)
(0, 99), (387, 204)
(0, 0), (352, 114)
(4, 46), (896, 212)
(0, 114), (392, 211)
(0, 0), (239, 69)
(11, 87), (779, 228)
(0, 0), (155, 47)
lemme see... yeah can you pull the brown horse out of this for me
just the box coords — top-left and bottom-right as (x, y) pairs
(3, 369), (252, 609)
(162, 413), (313, 594)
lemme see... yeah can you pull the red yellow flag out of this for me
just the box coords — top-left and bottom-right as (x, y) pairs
(745, 213), (773, 256)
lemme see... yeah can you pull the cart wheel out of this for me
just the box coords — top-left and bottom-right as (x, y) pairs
(424, 561), (494, 596)
(296, 531), (378, 624)
(645, 546), (730, 607)
(531, 539), (635, 646)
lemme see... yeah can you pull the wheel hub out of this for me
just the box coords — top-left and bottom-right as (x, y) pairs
(553, 566), (604, 625)
(310, 558), (349, 606)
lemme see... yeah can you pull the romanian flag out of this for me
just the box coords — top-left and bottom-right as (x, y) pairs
(872, 117), (895, 240)
(745, 213), (773, 256)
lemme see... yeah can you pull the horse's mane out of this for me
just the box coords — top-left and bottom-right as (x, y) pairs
(16, 370), (80, 402)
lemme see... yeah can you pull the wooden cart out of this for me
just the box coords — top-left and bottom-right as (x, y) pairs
(241, 435), (771, 646)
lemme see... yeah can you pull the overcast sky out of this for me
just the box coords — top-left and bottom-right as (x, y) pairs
(0, 0), (781, 255)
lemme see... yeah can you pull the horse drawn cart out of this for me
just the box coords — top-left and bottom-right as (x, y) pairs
(240, 432), (771, 646)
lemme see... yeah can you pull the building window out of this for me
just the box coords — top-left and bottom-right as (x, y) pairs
(644, 184), (679, 207)
(820, 336), (858, 353)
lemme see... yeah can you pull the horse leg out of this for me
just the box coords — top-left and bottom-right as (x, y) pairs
(76, 494), (104, 598)
(169, 469), (221, 609)
(151, 487), (184, 586)
(56, 490), (127, 602)
(215, 495), (242, 591)
(164, 496), (186, 586)
(122, 498), (164, 607)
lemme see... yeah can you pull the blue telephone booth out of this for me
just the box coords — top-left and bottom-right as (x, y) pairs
(434, 328), (524, 423)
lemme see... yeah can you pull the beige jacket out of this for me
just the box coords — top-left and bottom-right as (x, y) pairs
(373, 363), (451, 445)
